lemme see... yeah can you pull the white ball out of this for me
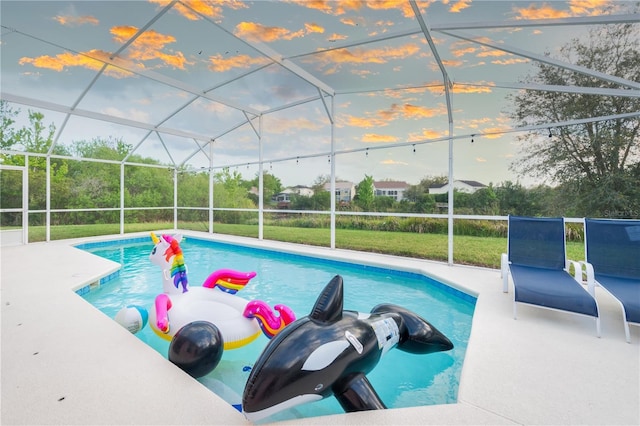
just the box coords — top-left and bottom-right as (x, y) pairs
(115, 305), (148, 334)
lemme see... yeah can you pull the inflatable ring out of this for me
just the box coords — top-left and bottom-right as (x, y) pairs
(149, 287), (262, 350)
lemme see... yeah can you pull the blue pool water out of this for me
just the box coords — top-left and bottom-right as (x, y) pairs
(79, 236), (475, 422)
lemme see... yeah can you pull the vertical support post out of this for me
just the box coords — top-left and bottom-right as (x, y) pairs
(173, 168), (178, 230)
(258, 115), (264, 240)
(120, 163), (125, 235)
(330, 96), (336, 249)
(447, 122), (454, 266)
(22, 163), (29, 244)
(45, 155), (50, 242)
(209, 142), (214, 234)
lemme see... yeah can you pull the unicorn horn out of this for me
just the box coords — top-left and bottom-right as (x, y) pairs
(151, 232), (160, 244)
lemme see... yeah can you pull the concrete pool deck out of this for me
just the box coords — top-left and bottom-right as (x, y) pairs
(1, 230), (639, 425)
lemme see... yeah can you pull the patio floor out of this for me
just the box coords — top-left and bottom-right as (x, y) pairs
(1, 231), (638, 425)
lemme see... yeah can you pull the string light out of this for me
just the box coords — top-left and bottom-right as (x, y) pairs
(413, 144), (416, 153)
(471, 134), (475, 143)
(365, 148), (369, 157)
(548, 128), (553, 138)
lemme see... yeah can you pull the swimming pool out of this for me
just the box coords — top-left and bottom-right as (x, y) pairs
(78, 235), (475, 423)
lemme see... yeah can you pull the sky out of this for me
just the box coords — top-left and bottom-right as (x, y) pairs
(1, 0), (635, 188)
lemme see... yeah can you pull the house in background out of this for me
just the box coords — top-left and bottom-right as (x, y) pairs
(323, 181), (355, 203)
(429, 180), (487, 194)
(374, 181), (409, 201)
(273, 185), (314, 208)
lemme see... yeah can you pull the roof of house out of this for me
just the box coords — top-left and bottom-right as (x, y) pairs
(429, 180), (487, 189)
(374, 181), (409, 189)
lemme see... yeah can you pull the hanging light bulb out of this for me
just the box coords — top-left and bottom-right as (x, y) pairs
(471, 135), (475, 143)
(548, 128), (553, 138)
(413, 144), (416, 153)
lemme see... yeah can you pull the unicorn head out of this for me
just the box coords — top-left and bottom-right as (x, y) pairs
(150, 232), (189, 294)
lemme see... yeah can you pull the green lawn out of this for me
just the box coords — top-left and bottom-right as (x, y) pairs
(23, 222), (585, 269)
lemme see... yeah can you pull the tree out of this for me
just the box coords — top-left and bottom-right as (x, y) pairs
(248, 171), (282, 204)
(510, 19), (640, 217)
(354, 175), (375, 210)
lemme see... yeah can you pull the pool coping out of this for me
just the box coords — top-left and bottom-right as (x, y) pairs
(2, 230), (639, 425)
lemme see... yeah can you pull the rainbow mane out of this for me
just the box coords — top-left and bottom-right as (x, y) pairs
(163, 234), (188, 293)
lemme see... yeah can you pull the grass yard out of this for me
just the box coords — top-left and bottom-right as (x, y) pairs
(23, 221), (585, 269)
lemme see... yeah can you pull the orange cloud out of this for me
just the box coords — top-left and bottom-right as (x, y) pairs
(305, 22), (325, 34)
(342, 115), (389, 128)
(340, 17), (359, 26)
(362, 133), (398, 143)
(382, 159), (409, 165)
(207, 54), (270, 72)
(491, 58), (529, 65)
(449, 0), (472, 13)
(476, 157), (487, 162)
(111, 26), (191, 69)
(512, 0), (610, 20)
(312, 43), (421, 71)
(476, 49), (508, 58)
(234, 21), (310, 42)
(328, 33), (349, 42)
(408, 128), (448, 142)
(482, 127), (509, 138)
(441, 59), (464, 68)
(53, 14), (99, 26)
(290, 0), (430, 18)
(451, 84), (493, 94)
(265, 116), (326, 134)
(451, 46), (477, 57)
(19, 49), (133, 78)
(342, 102), (447, 130)
(514, 3), (572, 19)
(149, 0), (247, 20)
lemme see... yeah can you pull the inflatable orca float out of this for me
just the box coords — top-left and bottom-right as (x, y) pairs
(242, 275), (453, 422)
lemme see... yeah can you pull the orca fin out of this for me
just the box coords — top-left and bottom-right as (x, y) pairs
(371, 303), (453, 354)
(333, 372), (386, 412)
(309, 275), (344, 324)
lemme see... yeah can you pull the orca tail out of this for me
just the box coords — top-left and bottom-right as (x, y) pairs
(371, 303), (453, 354)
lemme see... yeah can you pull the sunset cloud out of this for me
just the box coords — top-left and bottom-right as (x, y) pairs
(382, 159), (409, 165)
(19, 49), (133, 78)
(491, 58), (529, 66)
(234, 21), (325, 42)
(53, 14), (99, 26)
(513, 0), (610, 19)
(311, 43), (421, 72)
(207, 53), (270, 72)
(362, 133), (399, 143)
(476, 157), (487, 162)
(448, 0), (472, 13)
(149, 0), (247, 20)
(408, 128), (448, 142)
(111, 26), (191, 69)
(290, 0), (431, 19)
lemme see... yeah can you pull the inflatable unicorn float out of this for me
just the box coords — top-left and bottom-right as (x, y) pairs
(146, 233), (296, 350)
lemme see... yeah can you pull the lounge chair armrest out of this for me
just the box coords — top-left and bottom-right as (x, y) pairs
(567, 260), (583, 284)
(579, 261), (597, 297)
(501, 253), (509, 293)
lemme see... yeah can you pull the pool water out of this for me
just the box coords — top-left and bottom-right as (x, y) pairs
(79, 236), (475, 423)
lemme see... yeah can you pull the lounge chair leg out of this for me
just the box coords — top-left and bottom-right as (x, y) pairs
(513, 302), (517, 320)
(624, 320), (630, 343)
(595, 317), (601, 338)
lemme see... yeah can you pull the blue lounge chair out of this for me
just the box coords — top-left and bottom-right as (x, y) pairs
(501, 216), (600, 336)
(583, 218), (640, 343)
